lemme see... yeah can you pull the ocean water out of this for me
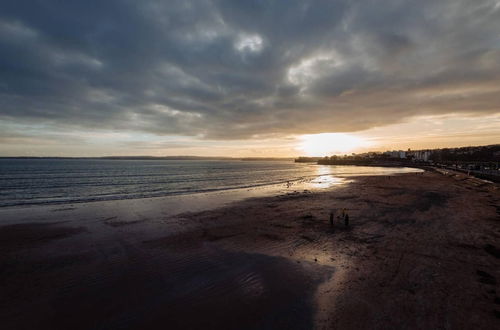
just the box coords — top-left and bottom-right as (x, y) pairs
(0, 159), (420, 208)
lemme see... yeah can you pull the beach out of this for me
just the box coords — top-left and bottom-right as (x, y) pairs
(1, 169), (499, 329)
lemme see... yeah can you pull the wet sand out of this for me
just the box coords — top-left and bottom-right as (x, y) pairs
(0, 170), (499, 329)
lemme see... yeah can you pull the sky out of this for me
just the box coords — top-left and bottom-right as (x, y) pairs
(1, 0), (499, 157)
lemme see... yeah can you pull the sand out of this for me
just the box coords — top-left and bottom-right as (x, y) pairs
(0, 170), (499, 329)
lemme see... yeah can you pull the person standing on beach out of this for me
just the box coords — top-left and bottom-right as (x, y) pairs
(344, 212), (349, 227)
(330, 209), (335, 227)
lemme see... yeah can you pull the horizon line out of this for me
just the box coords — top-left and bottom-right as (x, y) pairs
(1, 143), (498, 159)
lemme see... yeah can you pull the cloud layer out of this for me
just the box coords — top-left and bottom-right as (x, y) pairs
(1, 0), (500, 139)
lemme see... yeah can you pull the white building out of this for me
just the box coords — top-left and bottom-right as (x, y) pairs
(412, 150), (431, 161)
(385, 150), (406, 158)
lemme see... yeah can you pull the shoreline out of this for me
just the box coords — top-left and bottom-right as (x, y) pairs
(0, 174), (342, 211)
(1, 170), (498, 329)
(0, 165), (420, 210)
(0, 175), (349, 228)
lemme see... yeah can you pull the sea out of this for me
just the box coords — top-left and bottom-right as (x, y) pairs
(0, 159), (421, 208)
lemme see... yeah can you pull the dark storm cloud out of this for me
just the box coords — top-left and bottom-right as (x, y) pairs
(1, 0), (499, 138)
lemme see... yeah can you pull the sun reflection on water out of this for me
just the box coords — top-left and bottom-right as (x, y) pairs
(309, 175), (345, 189)
(308, 165), (346, 189)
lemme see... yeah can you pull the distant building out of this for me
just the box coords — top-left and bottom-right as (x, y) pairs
(411, 150), (431, 162)
(384, 150), (406, 159)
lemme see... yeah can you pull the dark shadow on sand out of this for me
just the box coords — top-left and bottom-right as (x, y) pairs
(2, 236), (334, 330)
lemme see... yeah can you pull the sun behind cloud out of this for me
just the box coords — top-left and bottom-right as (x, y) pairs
(298, 133), (372, 156)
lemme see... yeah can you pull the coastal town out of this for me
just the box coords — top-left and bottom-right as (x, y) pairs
(296, 144), (500, 182)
